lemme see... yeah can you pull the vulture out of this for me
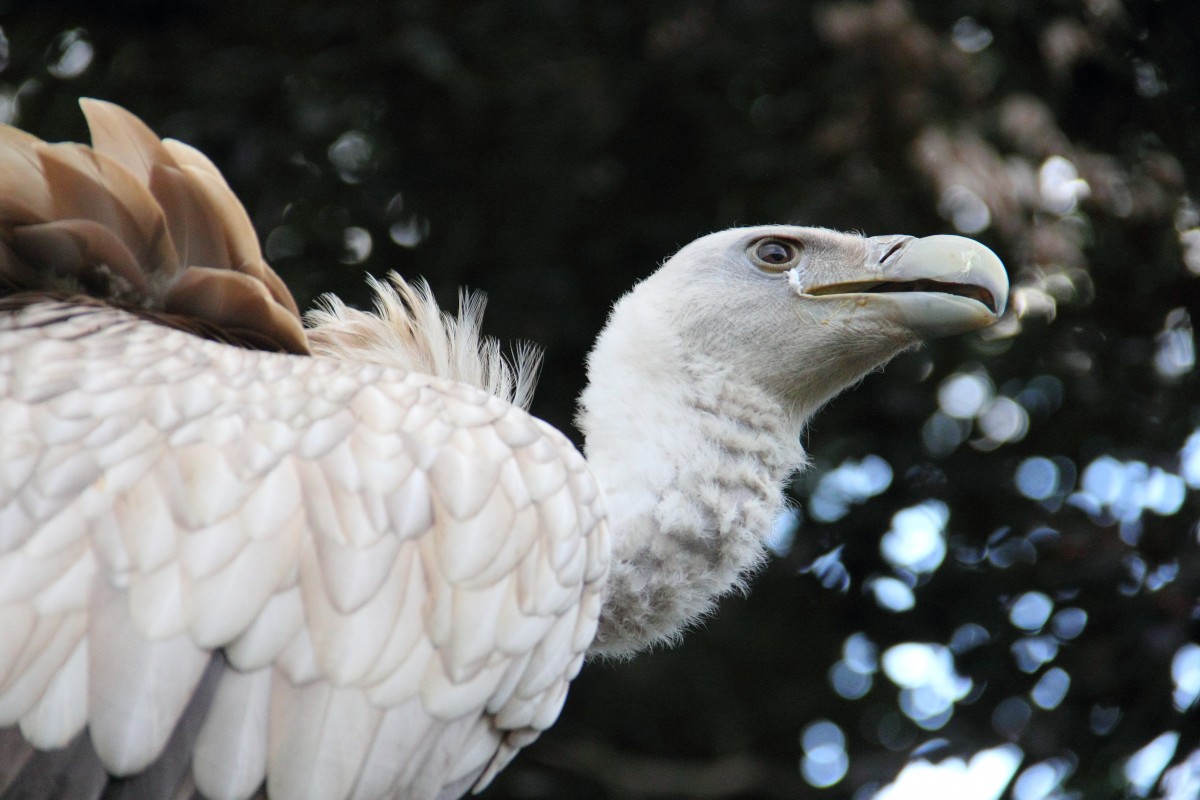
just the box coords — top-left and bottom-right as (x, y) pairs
(0, 100), (1008, 800)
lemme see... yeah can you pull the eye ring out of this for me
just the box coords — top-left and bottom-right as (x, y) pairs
(750, 238), (802, 271)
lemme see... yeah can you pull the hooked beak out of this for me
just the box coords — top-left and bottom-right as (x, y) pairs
(798, 234), (1009, 339)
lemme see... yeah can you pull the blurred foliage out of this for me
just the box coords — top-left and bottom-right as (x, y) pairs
(2, 0), (1199, 797)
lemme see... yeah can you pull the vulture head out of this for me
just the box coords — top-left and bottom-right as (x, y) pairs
(601, 225), (1006, 426)
(579, 224), (1006, 655)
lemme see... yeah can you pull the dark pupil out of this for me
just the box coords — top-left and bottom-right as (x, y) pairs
(759, 242), (792, 263)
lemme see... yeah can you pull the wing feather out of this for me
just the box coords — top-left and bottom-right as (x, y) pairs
(87, 580), (210, 775)
(16, 636), (87, 749)
(346, 699), (433, 800)
(0, 606), (37, 689)
(310, 520), (401, 615)
(127, 561), (187, 639)
(0, 612), (86, 726)
(186, 517), (303, 649)
(300, 538), (406, 686)
(192, 666), (271, 800)
(0, 102), (309, 356)
(11, 219), (145, 293)
(357, 543), (427, 689)
(265, 680), (379, 800)
(224, 588), (305, 673)
(36, 142), (178, 281)
(0, 305), (609, 798)
(0, 126), (55, 225)
(79, 98), (177, 188)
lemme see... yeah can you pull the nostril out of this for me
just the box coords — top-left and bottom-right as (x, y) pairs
(879, 240), (907, 265)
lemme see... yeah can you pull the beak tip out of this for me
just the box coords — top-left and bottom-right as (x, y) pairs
(906, 234), (1010, 318)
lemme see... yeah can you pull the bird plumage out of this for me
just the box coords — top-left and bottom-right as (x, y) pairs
(1, 101), (604, 800)
(0, 100), (1007, 799)
(0, 292), (607, 799)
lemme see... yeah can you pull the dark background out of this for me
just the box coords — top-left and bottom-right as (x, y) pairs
(2, 0), (1198, 797)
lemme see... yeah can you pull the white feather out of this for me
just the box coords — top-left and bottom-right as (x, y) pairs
(434, 488), (515, 585)
(364, 635), (435, 708)
(114, 465), (179, 571)
(87, 581), (209, 775)
(300, 538), (406, 686)
(126, 561), (187, 639)
(306, 274), (542, 412)
(0, 605), (37, 689)
(445, 582), (509, 681)
(310, 520), (401, 614)
(429, 440), (502, 521)
(224, 588), (305, 672)
(0, 541), (87, 607)
(444, 719), (500, 790)
(265, 679), (379, 800)
(417, 653), (509, 722)
(186, 518), (302, 648)
(17, 636), (87, 749)
(238, 460), (304, 537)
(192, 666), (271, 800)
(0, 613), (85, 726)
(346, 699), (433, 800)
(357, 544), (427, 688)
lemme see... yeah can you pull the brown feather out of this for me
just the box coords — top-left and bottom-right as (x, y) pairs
(12, 219), (147, 297)
(148, 163), (232, 271)
(80, 98), (178, 188)
(0, 99), (310, 356)
(36, 142), (179, 280)
(0, 127), (55, 229)
(164, 268), (309, 355)
(0, 292), (304, 354)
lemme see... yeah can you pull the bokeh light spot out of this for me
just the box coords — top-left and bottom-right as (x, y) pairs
(1009, 592), (1053, 631)
(881, 501), (949, 574)
(801, 720), (849, 788)
(1039, 155), (1090, 215)
(1013, 759), (1072, 800)
(1011, 636), (1058, 672)
(1124, 732), (1180, 797)
(939, 185), (992, 233)
(992, 696), (1032, 739)
(873, 745), (1021, 800)
(1154, 308), (1195, 379)
(976, 396), (1029, 445)
(810, 454), (893, 522)
(950, 623), (991, 654)
(830, 661), (873, 700)
(938, 371), (992, 419)
(340, 226), (373, 265)
(869, 576), (915, 612)
(46, 29), (93, 79)
(328, 130), (374, 182)
(1030, 667), (1071, 710)
(1049, 607), (1088, 640)
(1171, 643), (1200, 712)
(1015, 457), (1059, 501)
(1090, 705), (1121, 736)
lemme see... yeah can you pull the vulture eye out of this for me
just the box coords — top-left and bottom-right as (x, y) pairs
(751, 238), (801, 271)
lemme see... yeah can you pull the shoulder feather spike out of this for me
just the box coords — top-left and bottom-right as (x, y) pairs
(305, 273), (542, 411)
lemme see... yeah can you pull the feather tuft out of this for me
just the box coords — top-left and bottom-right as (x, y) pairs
(305, 274), (542, 410)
